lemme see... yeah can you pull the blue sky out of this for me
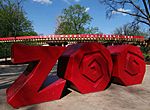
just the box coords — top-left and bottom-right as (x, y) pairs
(23, 0), (135, 35)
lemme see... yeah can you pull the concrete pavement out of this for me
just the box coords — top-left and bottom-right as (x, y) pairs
(0, 65), (150, 110)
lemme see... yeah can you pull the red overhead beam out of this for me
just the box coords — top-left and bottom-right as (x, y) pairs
(0, 34), (145, 42)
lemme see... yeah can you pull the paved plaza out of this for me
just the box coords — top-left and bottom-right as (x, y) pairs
(0, 64), (150, 110)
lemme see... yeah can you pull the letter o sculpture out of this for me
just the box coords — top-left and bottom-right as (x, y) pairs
(58, 43), (113, 94)
(107, 45), (146, 86)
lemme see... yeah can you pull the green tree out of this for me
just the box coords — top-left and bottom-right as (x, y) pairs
(99, 0), (150, 27)
(0, 0), (37, 37)
(55, 4), (100, 34)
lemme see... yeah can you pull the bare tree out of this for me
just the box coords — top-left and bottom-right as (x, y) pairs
(99, 0), (150, 27)
(113, 23), (149, 37)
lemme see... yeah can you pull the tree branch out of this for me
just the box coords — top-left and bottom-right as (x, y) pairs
(129, 0), (148, 18)
(100, 0), (150, 26)
(137, 19), (150, 26)
(107, 2), (148, 20)
(142, 0), (150, 18)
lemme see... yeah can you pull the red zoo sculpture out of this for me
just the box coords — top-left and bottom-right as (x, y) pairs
(107, 45), (146, 86)
(6, 43), (146, 108)
(6, 44), (67, 108)
(57, 43), (113, 93)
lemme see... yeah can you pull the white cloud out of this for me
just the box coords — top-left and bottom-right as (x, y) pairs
(33, 0), (52, 4)
(85, 7), (90, 12)
(62, 0), (80, 4)
(112, 8), (131, 16)
(74, 0), (80, 2)
(62, 0), (71, 4)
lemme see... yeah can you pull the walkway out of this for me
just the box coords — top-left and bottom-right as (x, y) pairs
(0, 64), (150, 110)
